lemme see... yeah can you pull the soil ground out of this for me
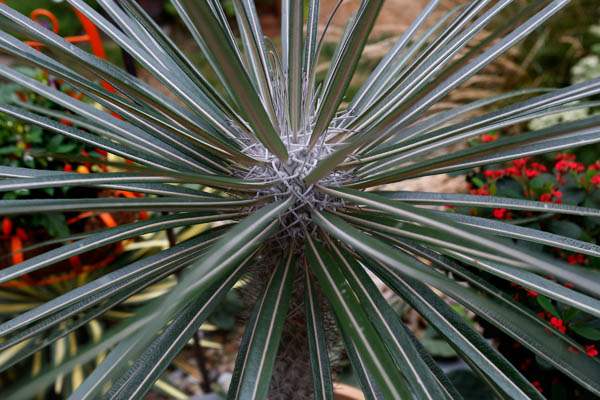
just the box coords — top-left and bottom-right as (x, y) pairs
(319, 0), (431, 37)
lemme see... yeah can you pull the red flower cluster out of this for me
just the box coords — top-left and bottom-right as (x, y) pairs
(525, 289), (539, 298)
(481, 158), (550, 181)
(484, 170), (505, 179)
(539, 189), (562, 204)
(556, 153), (576, 161)
(2, 225), (29, 241)
(555, 159), (585, 174)
(586, 344), (599, 357)
(2, 217), (12, 237)
(470, 153), (600, 370)
(554, 153), (585, 175)
(550, 317), (567, 334)
(567, 254), (587, 265)
(492, 208), (511, 220)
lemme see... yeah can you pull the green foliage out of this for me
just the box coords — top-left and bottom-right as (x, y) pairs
(4, 0), (94, 37)
(466, 151), (600, 395)
(518, 0), (600, 87)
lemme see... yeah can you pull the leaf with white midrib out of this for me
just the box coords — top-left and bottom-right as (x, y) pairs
(304, 268), (334, 400)
(107, 259), (250, 400)
(375, 190), (600, 217)
(328, 240), (449, 400)
(71, 200), (291, 400)
(314, 211), (600, 396)
(228, 251), (295, 400)
(305, 235), (411, 400)
(0, 212), (234, 285)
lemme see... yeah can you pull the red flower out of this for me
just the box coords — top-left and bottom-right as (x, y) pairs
(567, 254), (586, 265)
(63, 163), (73, 172)
(525, 169), (540, 178)
(586, 345), (599, 357)
(556, 153), (576, 161)
(2, 217), (12, 236)
(484, 170), (504, 179)
(505, 166), (521, 176)
(531, 380), (543, 393)
(492, 208), (510, 220)
(591, 175), (600, 186)
(526, 289), (539, 298)
(481, 133), (499, 142)
(588, 161), (600, 171)
(540, 190), (562, 204)
(550, 317), (567, 334)
(567, 255), (578, 265)
(555, 160), (585, 173)
(530, 162), (548, 172)
(15, 228), (28, 241)
(512, 158), (529, 169)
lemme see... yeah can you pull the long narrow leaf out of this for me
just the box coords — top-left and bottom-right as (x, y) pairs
(303, 268), (334, 400)
(313, 211), (600, 396)
(228, 251), (296, 399)
(305, 234), (411, 399)
(308, 0), (383, 147)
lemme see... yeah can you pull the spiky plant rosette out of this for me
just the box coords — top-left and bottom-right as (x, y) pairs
(1, 0), (600, 399)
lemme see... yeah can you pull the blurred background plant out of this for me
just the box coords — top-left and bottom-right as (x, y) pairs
(456, 2), (600, 394)
(463, 151), (600, 397)
(0, 65), (243, 399)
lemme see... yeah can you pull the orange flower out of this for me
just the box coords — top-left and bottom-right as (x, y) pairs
(2, 217), (12, 236)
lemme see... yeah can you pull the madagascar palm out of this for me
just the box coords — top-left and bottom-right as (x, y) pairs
(1, 0), (600, 399)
